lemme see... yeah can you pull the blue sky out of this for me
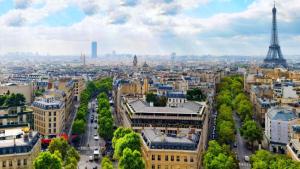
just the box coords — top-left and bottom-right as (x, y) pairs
(0, 0), (299, 56)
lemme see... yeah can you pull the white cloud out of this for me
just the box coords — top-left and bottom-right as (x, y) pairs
(14, 0), (32, 9)
(0, 0), (299, 56)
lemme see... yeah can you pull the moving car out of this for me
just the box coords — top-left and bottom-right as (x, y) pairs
(94, 136), (99, 140)
(244, 156), (250, 162)
(89, 155), (93, 161)
(93, 148), (100, 160)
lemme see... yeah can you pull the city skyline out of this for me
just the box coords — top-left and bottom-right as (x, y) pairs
(0, 0), (299, 56)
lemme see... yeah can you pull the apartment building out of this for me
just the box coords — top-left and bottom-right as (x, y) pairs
(32, 96), (65, 137)
(121, 98), (207, 131)
(0, 106), (33, 129)
(0, 128), (41, 169)
(287, 125), (300, 161)
(141, 128), (202, 169)
(73, 77), (85, 101)
(264, 107), (300, 153)
(0, 83), (33, 104)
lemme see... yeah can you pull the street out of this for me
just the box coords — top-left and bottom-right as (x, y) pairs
(233, 112), (252, 169)
(78, 99), (105, 169)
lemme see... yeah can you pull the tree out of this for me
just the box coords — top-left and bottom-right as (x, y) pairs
(34, 151), (62, 169)
(216, 92), (232, 108)
(72, 119), (85, 134)
(114, 132), (141, 159)
(101, 157), (114, 169)
(203, 141), (237, 169)
(230, 80), (243, 97)
(251, 150), (300, 169)
(98, 116), (114, 140)
(112, 127), (134, 148)
(208, 153), (236, 169)
(98, 92), (109, 100)
(237, 99), (253, 120)
(217, 121), (235, 144)
(119, 148), (145, 169)
(48, 138), (69, 161)
(98, 99), (110, 110)
(217, 104), (233, 122)
(240, 120), (263, 150)
(186, 88), (206, 101)
(233, 93), (247, 109)
(155, 95), (167, 107)
(146, 93), (156, 103)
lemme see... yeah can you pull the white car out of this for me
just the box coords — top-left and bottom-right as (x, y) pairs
(89, 155), (94, 161)
(94, 136), (99, 140)
(244, 156), (250, 162)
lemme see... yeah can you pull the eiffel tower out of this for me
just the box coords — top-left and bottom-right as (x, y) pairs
(262, 3), (288, 68)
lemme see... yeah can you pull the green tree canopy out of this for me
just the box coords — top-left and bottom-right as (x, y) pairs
(119, 148), (145, 169)
(72, 119), (86, 134)
(240, 120), (263, 149)
(217, 121), (235, 144)
(112, 127), (134, 148)
(251, 150), (300, 169)
(203, 141), (237, 169)
(34, 151), (62, 169)
(186, 88), (206, 101)
(98, 116), (114, 140)
(114, 132), (141, 159)
(101, 156), (114, 169)
(48, 138), (69, 161)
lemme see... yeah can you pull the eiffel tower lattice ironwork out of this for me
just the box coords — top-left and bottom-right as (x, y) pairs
(263, 3), (288, 68)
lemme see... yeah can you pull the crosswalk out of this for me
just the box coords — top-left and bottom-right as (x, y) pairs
(239, 162), (251, 169)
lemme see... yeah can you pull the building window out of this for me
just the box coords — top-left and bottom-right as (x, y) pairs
(176, 156), (180, 162)
(158, 155), (161, 161)
(171, 156), (174, 161)
(54, 117), (56, 121)
(184, 156), (188, 162)
(152, 155), (155, 161)
(190, 157), (194, 162)
(165, 166), (169, 169)
(49, 112), (51, 116)
(49, 129), (51, 133)
(54, 112), (56, 116)
(152, 165), (155, 169)
(23, 159), (27, 165)
(17, 160), (21, 166)
(157, 165), (161, 169)
(165, 155), (168, 161)
(9, 160), (12, 167)
(2, 161), (6, 167)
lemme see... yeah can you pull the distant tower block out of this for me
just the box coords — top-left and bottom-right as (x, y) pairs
(91, 41), (97, 58)
(262, 3), (288, 68)
(133, 55), (138, 67)
(81, 53), (86, 66)
(171, 52), (176, 66)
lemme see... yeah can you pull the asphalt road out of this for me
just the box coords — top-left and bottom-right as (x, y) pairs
(78, 99), (104, 169)
(233, 113), (252, 169)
